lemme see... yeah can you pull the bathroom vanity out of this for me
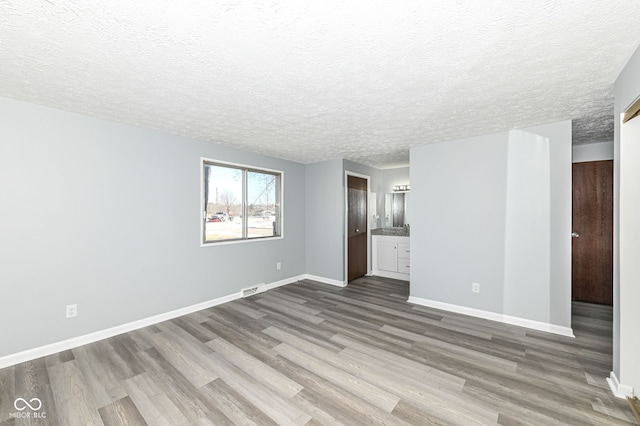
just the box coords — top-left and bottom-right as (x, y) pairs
(372, 228), (410, 280)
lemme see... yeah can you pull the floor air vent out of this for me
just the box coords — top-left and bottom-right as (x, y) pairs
(242, 284), (265, 298)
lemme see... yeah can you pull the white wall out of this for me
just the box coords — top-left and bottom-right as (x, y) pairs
(618, 115), (640, 397)
(409, 120), (572, 334)
(572, 141), (614, 163)
(612, 44), (640, 397)
(0, 96), (307, 360)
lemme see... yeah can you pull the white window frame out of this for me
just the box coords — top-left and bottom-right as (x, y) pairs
(201, 158), (284, 246)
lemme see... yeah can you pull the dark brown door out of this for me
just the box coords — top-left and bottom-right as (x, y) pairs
(572, 160), (613, 305)
(348, 175), (368, 281)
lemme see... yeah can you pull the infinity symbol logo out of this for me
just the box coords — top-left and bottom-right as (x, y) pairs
(14, 398), (42, 411)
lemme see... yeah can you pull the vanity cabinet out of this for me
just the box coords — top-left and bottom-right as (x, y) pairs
(372, 235), (410, 280)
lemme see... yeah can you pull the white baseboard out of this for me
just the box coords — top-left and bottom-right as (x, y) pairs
(607, 371), (635, 398)
(265, 274), (306, 291)
(0, 275), (305, 370)
(407, 296), (575, 338)
(300, 274), (347, 288)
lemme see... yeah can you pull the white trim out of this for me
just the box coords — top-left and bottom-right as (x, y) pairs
(264, 274), (306, 291)
(407, 296), (575, 337)
(344, 171), (372, 281)
(200, 157), (284, 177)
(200, 235), (284, 247)
(607, 371), (635, 398)
(0, 275), (305, 370)
(301, 274), (348, 288)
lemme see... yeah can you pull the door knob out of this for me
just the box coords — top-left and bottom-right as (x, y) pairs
(355, 229), (360, 232)
(571, 232), (579, 238)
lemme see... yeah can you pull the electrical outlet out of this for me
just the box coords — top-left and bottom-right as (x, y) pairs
(276, 262), (282, 270)
(66, 304), (77, 318)
(472, 283), (480, 293)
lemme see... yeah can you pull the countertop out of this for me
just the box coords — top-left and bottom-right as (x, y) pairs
(371, 227), (410, 237)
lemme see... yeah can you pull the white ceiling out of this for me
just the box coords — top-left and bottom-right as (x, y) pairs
(1, 1), (640, 168)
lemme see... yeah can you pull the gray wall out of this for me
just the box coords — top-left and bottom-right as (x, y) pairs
(614, 44), (640, 394)
(305, 159), (344, 282)
(524, 121), (573, 327)
(572, 141), (614, 163)
(0, 90), (586, 366)
(409, 121), (572, 328)
(343, 159), (382, 207)
(303, 159), (383, 283)
(343, 159), (382, 203)
(380, 167), (409, 194)
(410, 132), (509, 313)
(0, 96), (306, 358)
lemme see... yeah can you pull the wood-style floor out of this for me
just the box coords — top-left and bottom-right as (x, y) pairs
(0, 276), (636, 425)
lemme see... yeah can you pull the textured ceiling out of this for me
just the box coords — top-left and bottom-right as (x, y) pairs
(1, 1), (640, 168)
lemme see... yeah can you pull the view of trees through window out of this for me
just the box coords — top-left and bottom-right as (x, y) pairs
(203, 160), (282, 243)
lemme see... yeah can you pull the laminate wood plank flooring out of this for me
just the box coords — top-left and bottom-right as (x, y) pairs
(0, 276), (636, 425)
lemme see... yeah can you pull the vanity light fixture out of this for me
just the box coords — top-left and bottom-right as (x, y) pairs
(393, 184), (410, 192)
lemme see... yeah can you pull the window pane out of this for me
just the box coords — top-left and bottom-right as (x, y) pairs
(203, 160), (282, 245)
(205, 164), (243, 241)
(247, 170), (279, 239)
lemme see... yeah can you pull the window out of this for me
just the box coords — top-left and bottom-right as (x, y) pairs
(202, 159), (282, 244)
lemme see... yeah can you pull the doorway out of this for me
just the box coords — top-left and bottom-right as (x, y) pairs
(346, 173), (369, 282)
(572, 160), (613, 305)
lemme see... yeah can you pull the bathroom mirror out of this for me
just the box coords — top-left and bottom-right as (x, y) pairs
(384, 192), (409, 227)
